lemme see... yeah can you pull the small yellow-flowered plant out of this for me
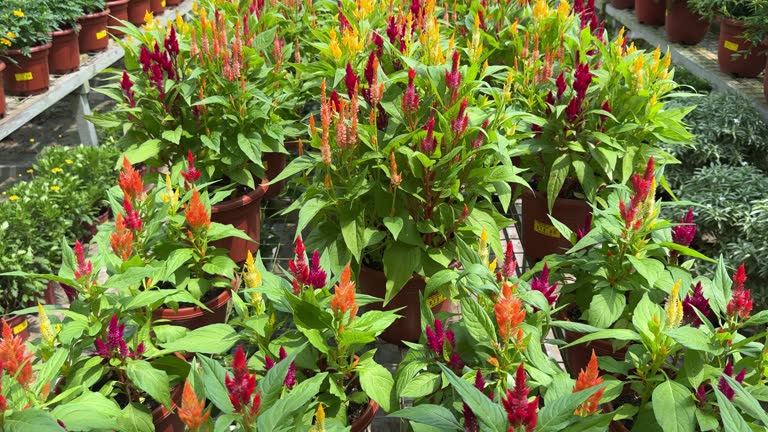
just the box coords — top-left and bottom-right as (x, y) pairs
(13, 10), (24, 17)
(50, 186), (61, 192)
(664, 280), (684, 330)
(52, 167), (64, 174)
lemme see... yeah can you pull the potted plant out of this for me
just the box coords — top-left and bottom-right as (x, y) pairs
(514, 29), (693, 259)
(666, 0), (712, 44)
(76, 0), (111, 53)
(0, 0), (53, 96)
(636, 0), (667, 26)
(690, 0), (767, 77)
(106, 0), (131, 38)
(44, 0), (84, 75)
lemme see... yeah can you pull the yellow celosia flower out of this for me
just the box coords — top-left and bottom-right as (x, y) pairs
(478, 228), (489, 266)
(311, 404), (325, 432)
(244, 251), (264, 314)
(192, 1), (198, 13)
(532, 0), (549, 20)
(0, 38), (11, 47)
(467, 14), (483, 63)
(50, 186), (61, 192)
(328, 29), (342, 60)
(649, 93), (657, 107)
(160, 175), (179, 207)
(13, 10), (24, 17)
(38, 303), (57, 345)
(8, 195), (19, 201)
(557, 0), (570, 19)
(353, 0), (375, 20)
(52, 167), (63, 173)
(664, 280), (684, 329)
(488, 258), (497, 273)
(341, 26), (363, 57)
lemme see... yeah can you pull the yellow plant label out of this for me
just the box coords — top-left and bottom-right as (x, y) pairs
(724, 41), (739, 52)
(13, 319), (28, 335)
(96, 30), (108, 40)
(426, 292), (447, 309)
(14, 72), (33, 82)
(534, 220), (560, 238)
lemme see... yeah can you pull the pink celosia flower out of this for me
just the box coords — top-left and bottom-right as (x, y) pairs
(672, 208), (696, 247)
(421, 117), (436, 155)
(94, 315), (143, 359)
(500, 241), (517, 280)
(225, 345), (261, 414)
(445, 51), (461, 103)
(181, 151), (201, 188)
(73, 241), (92, 281)
(682, 281), (711, 327)
(502, 364), (538, 432)
(451, 98), (469, 138)
(727, 264), (753, 320)
(576, 213), (592, 241)
(424, 318), (462, 370)
(530, 264), (557, 307)
(403, 69), (419, 116)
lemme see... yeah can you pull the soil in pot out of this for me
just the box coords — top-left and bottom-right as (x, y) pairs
(152, 286), (233, 330)
(107, 0), (131, 38)
(262, 152), (287, 200)
(358, 266), (458, 344)
(718, 18), (767, 78)
(0, 62), (6, 117)
(665, 1), (710, 45)
(150, 0), (166, 14)
(210, 181), (268, 264)
(611, 0), (634, 9)
(3, 43), (53, 96)
(49, 25), (81, 75)
(127, 0), (152, 25)
(2, 314), (30, 341)
(635, 0), (665, 26)
(520, 189), (591, 261)
(78, 9), (112, 53)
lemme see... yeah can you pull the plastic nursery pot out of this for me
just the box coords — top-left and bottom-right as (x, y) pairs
(152, 287), (234, 330)
(106, 0), (131, 38)
(43, 281), (58, 306)
(48, 25), (82, 75)
(520, 188), (591, 261)
(78, 8), (112, 53)
(611, 0), (634, 9)
(3, 43), (53, 96)
(166, 0), (182, 5)
(153, 384), (185, 432)
(635, 0), (665, 26)
(2, 314), (30, 341)
(127, 0), (151, 25)
(210, 181), (268, 264)
(718, 18), (767, 78)
(559, 309), (628, 378)
(150, 0), (166, 14)
(665, 1), (710, 45)
(0, 62), (6, 118)
(358, 267), (457, 345)
(351, 399), (380, 432)
(262, 152), (287, 200)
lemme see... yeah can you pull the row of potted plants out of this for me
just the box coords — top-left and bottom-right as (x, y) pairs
(0, 0), (185, 117)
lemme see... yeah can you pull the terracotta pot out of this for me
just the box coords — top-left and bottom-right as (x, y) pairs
(3, 43), (52, 96)
(610, 419), (630, 432)
(263, 152), (287, 199)
(520, 189), (591, 261)
(665, 1), (710, 45)
(48, 26), (81, 75)
(0, 62), (6, 118)
(210, 182), (268, 264)
(78, 9), (112, 53)
(107, 0), (131, 38)
(358, 267), (457, 344)
(718, 18), (767, 78)
(635, 0), (665, 26)
(153, 384), (184, 432)
(150, 0), (166, 14)
(1, 314), (30, 341)
(351, 399), (379, 431)
(166, 0), (182, 5)
(611, 0), (634, 9)
(560, 310), (628, 378)
(152, 288), (233, 330)
(127, 0), (152, 25)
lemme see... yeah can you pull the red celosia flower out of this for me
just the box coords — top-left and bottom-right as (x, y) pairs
(463, 370), (492, 432)
(181, 151), (201, 188)
(179, 380), (211, 432)
(445, 51), (461, 103)
(672, 208), (697, 247)
(95, 315), (143, 359)
(683, 281), (711, 327)
(576, 213), (592, 241)
(139, 46), (152, 72)
(164, 26), (179, 57)
(403, 69), (420, 116)
(111, 214), (134, 261)
(471, 119), (489, 149)
(225, 345), (261, 414)
(308, 250), (327, 289)
(121, 71), (136, 107)
(555, 71), (567, 99)
(502, 364), (538, 432)
(530, 264), (557, 307)
(118, 157), (144, 201)
(345, 62), (359, 99)
(717, 360), (746, 401)
(288, 236), (309, 293)
(330, 264), (358, 326)
(500, 241), (517, 280)
(0, 321), (33, 388)
(123, 197), (143, 232)
(727, 264), (753, 320)
(572, 63), (592, 99)
(330, 90), (341, 113)
(421, 117), (436, 155)
(621, 158), (655, 229)
(372, 32), (384, 57)
(573, 351), (604, 416)
(73, 240), (93, 281)
(424, 318), (463, 370)
(695, 384), (707, 407)
(451, 98), (469, 138)
(494, 282), (526, 345)
(185, 189), (211, 233)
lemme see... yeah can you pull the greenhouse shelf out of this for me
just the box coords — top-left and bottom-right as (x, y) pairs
(605, 4), (768, 122)
(0, 0), (194, 145)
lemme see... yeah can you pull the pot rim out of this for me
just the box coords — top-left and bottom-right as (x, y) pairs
(521, 187), (590, 205)
(151, 287), (233, 319)
(210, 180), (269, 213)
(151, 383), (183, 422)
(721, 17), (746, 28)
(106, 0), (131, 5)
(4, 42), (53, 56)
(350, 399), (380, 430)
(50, 24), (83, 37)
(79, 8), (112, 20)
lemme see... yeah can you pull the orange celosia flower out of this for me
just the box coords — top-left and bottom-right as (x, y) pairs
(494, 282), (525, 344)
(573, 351), (605, 416)
(390, 152), (401, 187)
(179, 380), (211, 432)
(118, 157), (144, 201)
(330, 264), (358, 327)
(185, 189), (210, 233)
(110, 214), (134, 261)
(0, 320), (33, 388)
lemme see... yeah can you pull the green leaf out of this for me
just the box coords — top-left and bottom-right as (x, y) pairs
(627, 256), (665, 287)
(123, 139), (161, 165)
(296, 198), (326, 234)
(460, 296), (497, 344)
(714, 388), (751, 432)
(259, 343), (307, 410)
(537, 385), (606, 432)
(383, 216), (404, 240)
(118, 403), (155, 432)
(664, 326), (715, 353)
(126, 360), (172, 410)
(437, 364), (507, 432)
(389, 405), (462, 431)
(34, 348), (67, 395)
(546, 154), (571, 212)
(359, 359), (396, 413)
(198, 355), (234, 413)
(659, 242), (716, 263)
(340, 211), (361, 262)
(563, 329), (640, 348)
(3, 409), (63, 432)
(161, 324), (238, 354)
(257, 373), (327, 431)
(587, 287), (626, 328)
(161, 126), (183, 145)
(52, 392), (124, 430)
(270, 155), (317, 185)
(400, 372), (442, 398)
(383, 242), (421, 305)
(237, 133), (262, 165)
(652, 381), (696, 432)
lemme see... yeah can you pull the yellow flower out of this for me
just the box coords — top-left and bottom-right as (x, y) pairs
(38, 303), (56, 345)
(29, 138), (35, 143)
(532, 0), (549, 20)
(478, 228), (489, 266)
(192, 1), (198, 13)
(664, 280), (684, 329)
(243, 251), (262, 289)
(144, 11), (154, 23)
(26, 169), (33, 174)
(488, 258), (497, 273)
(557, 0), (570, 19)
(0, 38), (11, 47)
(6, 32), (15, 39)
(50, 186), (61, 192)
(51, 167), (64, 173)
(328, 29), (342, 60)
(341, 26), (363, 57)
(8, 195), (19, 201)
(311, 404), (326, 432)
(64, 159), (73, 164)
(13, 10), (24, 17)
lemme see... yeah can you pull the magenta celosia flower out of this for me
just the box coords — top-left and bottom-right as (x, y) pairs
(555, 72), (567, 99)
(225, 345), (260, 414)
(471, 119), (489, 149)
(463, 370), (491, 432)
(279, 347), (296, 389)
(60, 283), (78, 302)
(421, 117), (436, 155)
(503, 364), (538, 432)
(330, 90), (341, 113)
(123, 197), (142, 232)
(565, 97), (581, 123)
(344, 62), (358, 99)
(576, 213), (592, 241)
(403, 69), (419, 115)
(425, 318), (463, 370)
(181, 151), (201, 188)
(386, 16), (400, 43)
(139, 46), (152, 72)
(288, 237), (327, 293)
(73, 241), (92, 280)
(727, 264), (753, 320)
(339, 10), (351, 32)
(695, 384), (707, 407)
(120, 71), (135, 107)
(451, 98), (469, 138)
(94, 315), (143, 359)
(672, 208), (696, 247)
(445, 51), (461, 103)
(410, 0), (422, 20)
(164, 26), (179, 58)
(573, 63), (592, 98)
(717, 360), (746, 401)
(372, 32), (384, 58)
(683, 282), (711, 327)
(500, 241), (517, 280)
(530, 264), (557, 307)
(307, 250), (327, 289)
